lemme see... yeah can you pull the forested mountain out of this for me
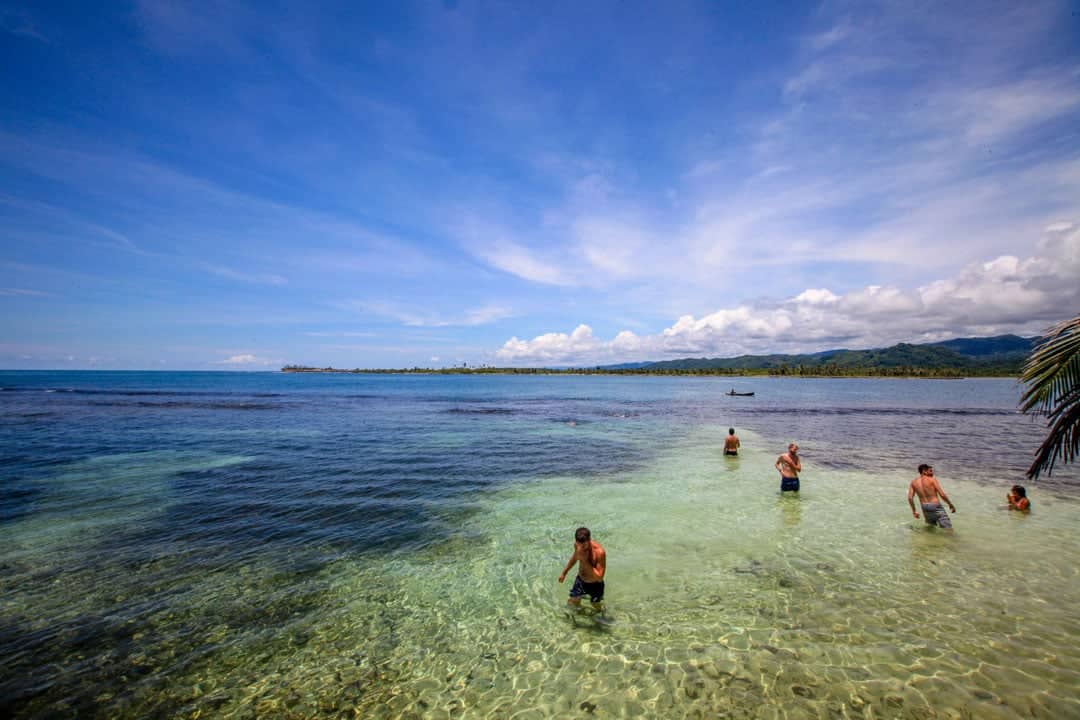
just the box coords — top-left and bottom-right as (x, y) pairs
(595, 334), (1036, 376)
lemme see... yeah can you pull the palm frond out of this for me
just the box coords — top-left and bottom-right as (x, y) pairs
(1021, 316), (1080, 479)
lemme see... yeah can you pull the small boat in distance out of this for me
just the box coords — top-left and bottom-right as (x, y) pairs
(727, 389), (755, 396)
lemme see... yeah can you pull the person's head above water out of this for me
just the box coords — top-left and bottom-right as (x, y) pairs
(1011, 484), (1027, 498)
(918, 463), (933, 475)
(729, 428), (736, 435)
(575, 527), (591, 544)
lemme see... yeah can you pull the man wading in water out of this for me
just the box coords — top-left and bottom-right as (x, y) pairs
(724, 428), (741, 456)
(559, 527), (606, 612)
(908, 464), (957, 530)
(775, 443), (802, 492)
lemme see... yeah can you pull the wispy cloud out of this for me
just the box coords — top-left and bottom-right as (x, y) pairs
(0, 287), (52, 297)
(355, 301), (513, 328)
(202, 264), (288, 286)
(1, 7), (47, 42)
(304, 331), (377, 338)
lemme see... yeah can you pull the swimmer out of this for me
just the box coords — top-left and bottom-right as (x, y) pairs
(1006, 484), (1030, 512)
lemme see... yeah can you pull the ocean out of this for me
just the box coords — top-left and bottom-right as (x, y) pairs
(2, 371), (1078, 718)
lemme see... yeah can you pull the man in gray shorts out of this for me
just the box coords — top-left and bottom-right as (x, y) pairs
(907, 464), (956, 530)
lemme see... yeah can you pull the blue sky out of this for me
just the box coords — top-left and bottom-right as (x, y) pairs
(2, 1), (1079, 369)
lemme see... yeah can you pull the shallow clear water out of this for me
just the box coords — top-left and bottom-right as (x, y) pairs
(1, 372), (1078, 718)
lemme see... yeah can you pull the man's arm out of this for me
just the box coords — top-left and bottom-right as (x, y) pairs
(558, 554), (578, 583)
(775, 456), (783, 472)
(935, 480), (956, 512)
(908, 483), (919, 518)
(790, 454), (802, 472)
(591, 548), (606, 581)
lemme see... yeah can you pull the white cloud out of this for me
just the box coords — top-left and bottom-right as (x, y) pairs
(216, 353), (275, 366)
(496, 324), (600, 363)
(494, 228), (1080, 365)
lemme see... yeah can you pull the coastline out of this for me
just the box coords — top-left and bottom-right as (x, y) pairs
(281, 366), (1010, 379)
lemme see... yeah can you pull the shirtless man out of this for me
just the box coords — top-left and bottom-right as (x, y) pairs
(724, 428), (741, 456)
(558, 527), (606, 610)
(775, 443), (801, 492)
(908, 464), (956, 529)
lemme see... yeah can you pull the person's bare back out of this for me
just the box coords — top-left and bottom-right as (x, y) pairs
(909, 475), (943, 504)
(907, 464), (956, 528)
(723, 428), (740, 455)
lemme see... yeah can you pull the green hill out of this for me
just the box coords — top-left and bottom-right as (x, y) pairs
(599, 335), (1035, 376)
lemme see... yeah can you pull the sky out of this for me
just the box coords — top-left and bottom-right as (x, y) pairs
(2, 0), (1079, 370)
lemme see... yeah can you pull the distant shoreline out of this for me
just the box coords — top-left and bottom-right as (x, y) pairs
(281, 366), (1015, 379)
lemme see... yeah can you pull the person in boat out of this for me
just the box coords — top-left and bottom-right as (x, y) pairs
(1006, 484), (1030, 512)
(559, 527), (606, 611)
(723, 427), (740, 456)
(908, 464), (956, 529)
(775, 443), (801, 492)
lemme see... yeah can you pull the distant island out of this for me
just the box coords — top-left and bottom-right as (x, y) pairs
(283, 334), (1035, 378)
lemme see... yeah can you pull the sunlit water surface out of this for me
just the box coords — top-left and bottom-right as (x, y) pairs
(1, 372), (1078, 719)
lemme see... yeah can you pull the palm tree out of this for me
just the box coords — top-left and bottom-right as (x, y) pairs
(1020, 316), (1080, 479)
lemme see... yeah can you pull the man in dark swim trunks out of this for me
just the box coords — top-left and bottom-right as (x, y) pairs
(724, 428), (740, 456)
(559, 526), (606, 610)
(775, 443), (801, 492)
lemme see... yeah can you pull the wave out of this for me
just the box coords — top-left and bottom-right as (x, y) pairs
(0, 387), (285, 398)
(744, 406), (1019, 417)
(87, 401), (281, 410)
(445, 406), (518, 415)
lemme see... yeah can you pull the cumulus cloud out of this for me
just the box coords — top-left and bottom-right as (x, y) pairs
(497, 324), (600, 363)
(494, 226), (1080, 365)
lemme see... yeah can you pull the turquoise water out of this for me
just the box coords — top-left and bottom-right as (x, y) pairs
(1, 372), (1078, 718)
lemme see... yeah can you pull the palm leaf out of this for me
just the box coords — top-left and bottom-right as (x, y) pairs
(1020, 316), (1080, 479)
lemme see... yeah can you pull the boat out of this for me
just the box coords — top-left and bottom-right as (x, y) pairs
(727, 390), (755, 396)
